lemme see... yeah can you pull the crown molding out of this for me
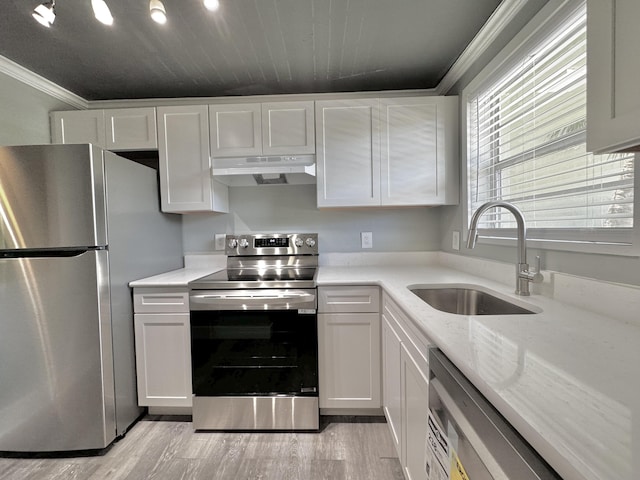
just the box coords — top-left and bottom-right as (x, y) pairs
(435, 0), (530, 95)
(0, 55), (88, 109)
(89, 88), (439, 109)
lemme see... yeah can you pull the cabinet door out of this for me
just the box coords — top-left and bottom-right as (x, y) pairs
(209, 103), (262, 157)
(134, 313), (192, 407)
(401, 343), (429, 480)
(382, 313), (403, 457)
(105, 107), (158, 150)
(316, 99), (381, 207)
(157, 105), (228, 213)
(262, 101), (315, 155)
(318, 312), (381, 409)
(51, 110), (106, 148)
(587, 0), (640, 153)
(380, 96), (458, 206)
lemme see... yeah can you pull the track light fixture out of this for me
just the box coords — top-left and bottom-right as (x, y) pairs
(149, 0), (167, 24)
(32, 0), (56, 28)
(203, 0), (220, 11)
(91, 0), (114, 26)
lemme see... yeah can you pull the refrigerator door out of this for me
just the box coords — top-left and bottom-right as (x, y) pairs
(0, 144), (107, 250)
(0, 250), (116, 452)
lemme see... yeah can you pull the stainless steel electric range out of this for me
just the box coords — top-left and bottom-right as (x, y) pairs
(189, 233), (319, 431)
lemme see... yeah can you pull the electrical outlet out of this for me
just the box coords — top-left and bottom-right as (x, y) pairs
(452, 231), (460, 251)
(361, 231), (373, 249)
(214, 234), (226, 251)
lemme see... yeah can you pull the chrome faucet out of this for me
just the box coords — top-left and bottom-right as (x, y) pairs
(467, 201), (543, 296)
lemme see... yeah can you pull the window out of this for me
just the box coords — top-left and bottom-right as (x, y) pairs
(466, 2), (635, 250)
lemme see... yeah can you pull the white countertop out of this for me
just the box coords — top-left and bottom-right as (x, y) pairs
(129, 252), (639, 480)
(129, 254), (226, 287)
(317, 263), (640, 480)
(129, 267), (219, 287)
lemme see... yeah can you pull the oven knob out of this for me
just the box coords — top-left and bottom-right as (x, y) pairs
(295, 237), (304, 248)
(239, 238), (250, 248)
(305, 237), (316, 247)
(228, 238), (238, 248)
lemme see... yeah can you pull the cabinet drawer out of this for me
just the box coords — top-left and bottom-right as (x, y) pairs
(133, 288), (189, 313)
(318, 286), (380, 313)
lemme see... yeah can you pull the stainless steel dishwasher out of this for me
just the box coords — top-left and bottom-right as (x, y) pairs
(427, 348), (562, 480)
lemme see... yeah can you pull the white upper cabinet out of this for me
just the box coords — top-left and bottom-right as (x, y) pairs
(587, 0), (640, 153)
(209, 103), (262, 157)
(209, 101), (315, 157)
(52, 108), (158, 151)
(157, 105), (229, 213)
(316, 99), (381, 207)
(262, 101), (315, 155)
(316, 96), (458, 208)
(105, 107), (158, 150)
(380, 96), (458, 205)
(51, 110), (106, 148)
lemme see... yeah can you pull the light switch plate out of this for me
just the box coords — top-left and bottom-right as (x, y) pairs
(214, 234), (226, 250)
(361, 231), (373, 249)
(452, 231), (460, 251)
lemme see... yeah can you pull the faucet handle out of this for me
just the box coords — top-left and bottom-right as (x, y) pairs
(531, 256), (544, 283)
(520, 256), (544, 284)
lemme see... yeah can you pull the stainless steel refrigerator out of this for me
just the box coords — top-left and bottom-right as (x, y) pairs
(0, 144), (183, 453)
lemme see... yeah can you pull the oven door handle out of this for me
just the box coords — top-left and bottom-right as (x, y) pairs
(190, 290), (316, 308)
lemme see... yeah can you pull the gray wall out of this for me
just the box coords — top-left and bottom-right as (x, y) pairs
(0, 71), (74, 145)
(182, 184), (442, 254)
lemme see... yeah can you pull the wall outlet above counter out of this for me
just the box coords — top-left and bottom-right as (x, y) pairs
(361, 232), (373, 249)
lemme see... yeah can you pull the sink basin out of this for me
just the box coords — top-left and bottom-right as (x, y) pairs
(409, 286), (537, 315)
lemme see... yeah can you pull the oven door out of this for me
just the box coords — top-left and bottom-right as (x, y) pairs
(189, 290), (319, 430)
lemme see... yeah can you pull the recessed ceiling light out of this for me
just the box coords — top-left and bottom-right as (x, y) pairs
(91, 0), (114, 26)
(32, 1), (56, 28)
(149, 0), (167, 24)
(204, 0), (220, 11)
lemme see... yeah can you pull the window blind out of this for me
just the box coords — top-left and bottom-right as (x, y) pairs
(467, 5), (634, 241)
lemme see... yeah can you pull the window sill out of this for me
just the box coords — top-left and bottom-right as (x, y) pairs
(473, 235), (639, 257)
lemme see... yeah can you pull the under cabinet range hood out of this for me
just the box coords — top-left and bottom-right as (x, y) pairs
(211, 155), (316, 186)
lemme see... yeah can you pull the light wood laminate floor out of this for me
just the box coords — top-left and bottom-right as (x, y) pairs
(0, 416), (404, 480)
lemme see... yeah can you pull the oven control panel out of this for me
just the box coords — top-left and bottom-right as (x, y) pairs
(255, 237), (289, 248)
(226, 233), (318, 256)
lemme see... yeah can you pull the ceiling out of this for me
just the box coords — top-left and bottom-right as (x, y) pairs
(0, 0), (503, 101)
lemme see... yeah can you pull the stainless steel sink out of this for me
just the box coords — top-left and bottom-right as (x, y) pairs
(409, 286), (538, 315)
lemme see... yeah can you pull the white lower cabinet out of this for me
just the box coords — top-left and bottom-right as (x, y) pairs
(317, 286), (381, 410)
(382, 312), (403, 455)
(401, 344), (430, 480)
(382, 292), (432, 480)
(133, 288), (192, 408)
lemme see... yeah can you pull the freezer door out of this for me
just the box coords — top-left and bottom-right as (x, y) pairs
(0, 144), (107, 250)
(0, 250), (116, 452)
